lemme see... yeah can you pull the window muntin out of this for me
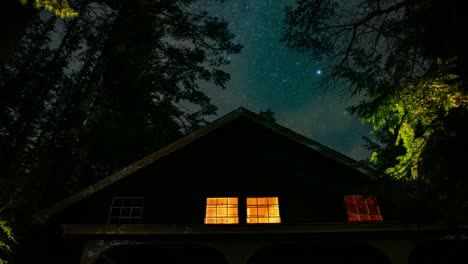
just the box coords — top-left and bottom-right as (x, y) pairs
(344, 195), (383, 221)
(205, 197), (239, 224)
(107, 197), (144, 224)
(246, 197), (281, 224)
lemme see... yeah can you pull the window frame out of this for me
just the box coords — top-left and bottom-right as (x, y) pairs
(246, 196), (281, 224)
(344, 195), (383, 221)
(204, 197), (239, 224)
(107, 197), (144, 224)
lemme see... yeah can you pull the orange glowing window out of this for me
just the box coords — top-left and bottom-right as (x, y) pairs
(344, 195), (383, 221)
(204, 197), (238, 224)
(246, 197), (281, 224)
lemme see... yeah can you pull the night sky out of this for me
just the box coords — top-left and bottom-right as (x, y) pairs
(194, 0), (373, 161)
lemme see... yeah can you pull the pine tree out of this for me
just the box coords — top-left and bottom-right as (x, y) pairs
(282, 0), (468, 220)
(0, 1), (242, 255)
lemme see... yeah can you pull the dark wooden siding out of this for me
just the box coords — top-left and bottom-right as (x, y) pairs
(52, 117), (372, 225)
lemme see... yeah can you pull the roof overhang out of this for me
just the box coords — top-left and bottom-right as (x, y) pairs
(61, 222), (468, 240)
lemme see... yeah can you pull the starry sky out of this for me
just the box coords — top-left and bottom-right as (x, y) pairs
(195, 0), (373, 161)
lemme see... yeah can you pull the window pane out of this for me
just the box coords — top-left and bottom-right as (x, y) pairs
(217, 198), (228, 205)
(217, 207), (227, 216)
(268, 207), (279, 216)
(217, 218), (228, 224)
(247, 207), (257, 216)
(370, 215), (383, 221)
(357, 202), (369, 214)
(206, 207), (216, 217)
(361, 215), (371, 221)
(121, 208), (131, 217)
(347, 205), (359, 215)
(268, 197), (278, 204)
(247, 218), (257, 223)
(205, 218), (216, 224)
(257, 198), (267, 205)
(228, 197), (238, 205)
(122, 199), (132, 207)
(257, 207), (268, 217)
(269, 217), (281, 223)
(206, 198), (217, 205)
(228, 207), (238, 216)
(247, 197), (257, 205)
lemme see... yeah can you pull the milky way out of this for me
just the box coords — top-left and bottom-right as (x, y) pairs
(195, 0), (373, 161)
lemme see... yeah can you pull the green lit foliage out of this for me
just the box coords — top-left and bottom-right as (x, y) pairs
(354, 59), (467, 180)
(360, 61), (468, 219)
(282, 0), (468, 218)
(0, 221), (16, 264)
(0, 201), (16, 264)
(18, 0), (78, 18)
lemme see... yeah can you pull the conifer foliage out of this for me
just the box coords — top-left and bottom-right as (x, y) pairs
(282, 0), (468, 219)
(0, 0), (242, 254)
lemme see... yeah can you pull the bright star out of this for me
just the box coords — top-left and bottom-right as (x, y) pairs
(316, 69), (322, 75)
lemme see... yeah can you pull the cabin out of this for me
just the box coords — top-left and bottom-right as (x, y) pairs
(31, 107), (468, 263)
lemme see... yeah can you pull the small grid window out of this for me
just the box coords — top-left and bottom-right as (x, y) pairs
(246, 197), (281, 224)
(107, 197), (144, 224)
(205, 197), (238, 224)
(344, 195), (383, 221)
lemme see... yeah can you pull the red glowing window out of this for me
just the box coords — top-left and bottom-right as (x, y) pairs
(344, 195), (383, 221)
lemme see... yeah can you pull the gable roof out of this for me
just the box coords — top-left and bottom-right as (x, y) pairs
(33, 107), (376, 225)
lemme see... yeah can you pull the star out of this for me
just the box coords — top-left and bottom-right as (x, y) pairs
(316, 69), (322, 75)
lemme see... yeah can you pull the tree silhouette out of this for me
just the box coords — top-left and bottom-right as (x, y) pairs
(259, 108), (276, 123)
(0, 0), (242, 243)
(282, 0), (468, 220)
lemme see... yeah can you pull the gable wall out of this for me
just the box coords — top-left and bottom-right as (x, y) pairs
(52, 117), (372, 225)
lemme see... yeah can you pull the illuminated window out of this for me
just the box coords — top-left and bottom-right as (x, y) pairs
(344, 195), (383, 221)
(107, 197), (144, 224)
(205, 197), (239, 224)
(246, 197), (281, 224)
